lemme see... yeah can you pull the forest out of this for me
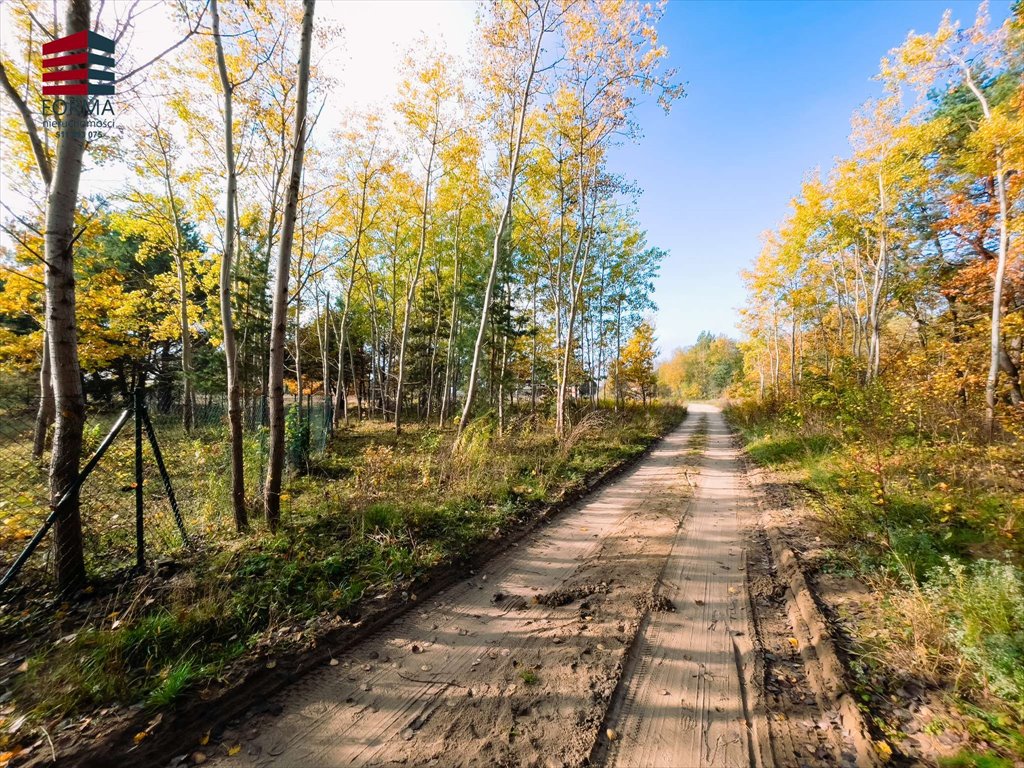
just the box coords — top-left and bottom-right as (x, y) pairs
(1, 0), (1023, 766)
(731, 4), (1024, 759)
(0, 0), (677, 583)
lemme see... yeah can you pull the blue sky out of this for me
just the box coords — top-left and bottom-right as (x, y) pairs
(613, 0), (1013, 358)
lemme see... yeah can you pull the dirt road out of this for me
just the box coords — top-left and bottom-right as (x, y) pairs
(201, 405), (804, 768)
(597, 407), (761, 768)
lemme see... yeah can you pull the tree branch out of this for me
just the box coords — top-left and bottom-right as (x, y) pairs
(0, 60), (53, 188)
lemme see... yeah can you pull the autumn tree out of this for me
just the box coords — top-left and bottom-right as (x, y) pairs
(884, 6), (1021, 436)
(265, 0), (315, 530)
(459, 0), (555, 434)
(393, 44), (466, 434)
(616, 320), (657, 407)
(658, 333), (743, 400)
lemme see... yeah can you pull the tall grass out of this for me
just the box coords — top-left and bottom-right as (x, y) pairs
(727, 393), (1024, 755)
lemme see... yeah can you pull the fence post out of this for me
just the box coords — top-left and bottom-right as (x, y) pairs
(134, 387), (145, 571)
(0, 406), (133, 597)
(139, 406), (191, 547)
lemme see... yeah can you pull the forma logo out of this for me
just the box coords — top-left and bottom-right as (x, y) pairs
(41, 29), (115, 96)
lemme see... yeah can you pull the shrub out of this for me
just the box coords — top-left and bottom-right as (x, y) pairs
(927, 558), (1024, 714)
(285, 404), (311, 471)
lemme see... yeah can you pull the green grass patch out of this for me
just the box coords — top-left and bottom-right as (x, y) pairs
(518, 669), (539, 686)
(725, 396), (1024, 759)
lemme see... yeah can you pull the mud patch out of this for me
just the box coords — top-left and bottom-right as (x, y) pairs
(533, 581), (610, 607)
(490, 592), (529, 610)
(630, 592), (674, 613)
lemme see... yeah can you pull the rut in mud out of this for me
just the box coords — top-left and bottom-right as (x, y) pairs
(195, 405), (850, 768)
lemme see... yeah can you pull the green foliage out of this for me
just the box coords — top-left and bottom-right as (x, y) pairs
(285, 404), (311, 471)
(744, 433), (836, 467)
(927, 559), (1024, 714)
(146, 659), (199, 709)
(939, 752), (1015, 768)
(729, 392), (1024, 754)
(14, 405), (685, 721)
(518, 669), (539, 686)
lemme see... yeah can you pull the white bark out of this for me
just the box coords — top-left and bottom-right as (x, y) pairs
(265, 0), (316, 528)
(211, 0), (247, 529)
(458, 0), (551, 434)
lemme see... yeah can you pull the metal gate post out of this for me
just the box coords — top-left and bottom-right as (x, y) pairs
(134, 387), (145, 571)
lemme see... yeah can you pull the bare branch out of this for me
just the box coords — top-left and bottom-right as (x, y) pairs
(0, 60), (53, 187)
(118, 0), (210, 82)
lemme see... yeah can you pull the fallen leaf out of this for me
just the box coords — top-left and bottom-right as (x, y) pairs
(227, 744), (241, 756)
(874, 740), (893, 762)
(606, 728), (618, 741)
(199, 730), (210, 746)
(265, 660), (277, 669)
(329, 658), (339, 667)
(133, 731), (148, 745)
(787, 637), (799, 650)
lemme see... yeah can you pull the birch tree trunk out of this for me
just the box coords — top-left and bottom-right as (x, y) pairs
(439, 206), (462, 425)
(866, 174), (888, 383)
(211, 0), (247, 530)
(458, 0), (550, 434)
(395, 136), (436, 435)
(265, 0), (315, 529)
(46, 0), (90, 593)
(425, 273), (443, 422)
(957, 67), (1013, 439)
(152, 123), (194, 430)
(32, 338), (54, 460)
(333, 185), (367, 428)
(557, 229), (593, 439)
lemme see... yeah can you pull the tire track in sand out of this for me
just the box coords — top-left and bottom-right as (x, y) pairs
(598, 404), (767, 768)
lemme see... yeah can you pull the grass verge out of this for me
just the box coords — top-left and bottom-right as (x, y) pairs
(726, 397), (1024, 762)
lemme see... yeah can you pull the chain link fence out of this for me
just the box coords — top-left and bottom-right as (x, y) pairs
(0, 390), (332, 603)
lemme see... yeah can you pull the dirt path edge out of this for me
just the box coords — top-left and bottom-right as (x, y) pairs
(747, 465), (884, 768)
(43, 413), (686, 768)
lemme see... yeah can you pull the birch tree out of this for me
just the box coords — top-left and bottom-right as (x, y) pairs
(459, 0), (554, 434)
(265, 0), (316, 529)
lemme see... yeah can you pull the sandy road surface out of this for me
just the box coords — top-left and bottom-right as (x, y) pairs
(599, 406), (763, 768)
(205, 405), (770, 768)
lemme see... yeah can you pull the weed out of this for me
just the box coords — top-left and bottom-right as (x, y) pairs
(939, 753), (1014, 768)
(146, 659), (198, 708)
(518, 669), (539, 686)
(926, 558), (1024, 714)
(728, 395), (1024, 758)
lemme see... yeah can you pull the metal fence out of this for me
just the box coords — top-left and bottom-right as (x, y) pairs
(0, 389), (332, 602)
